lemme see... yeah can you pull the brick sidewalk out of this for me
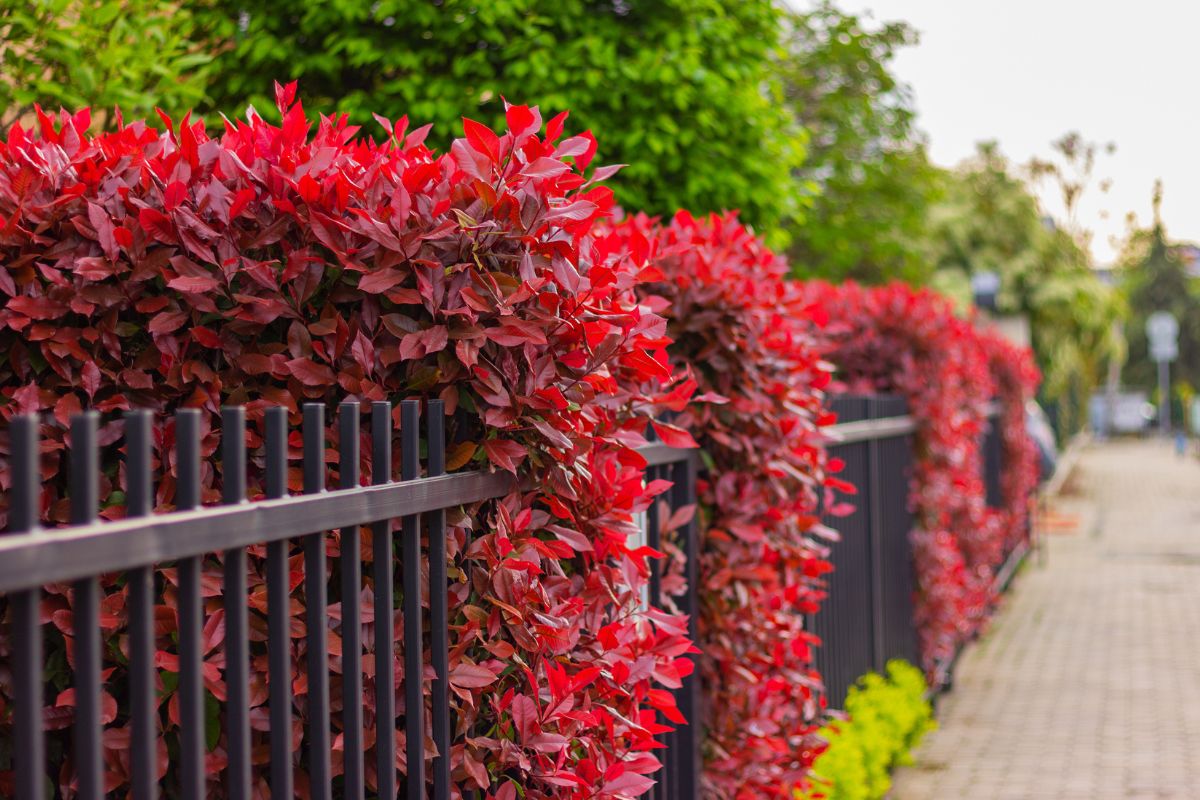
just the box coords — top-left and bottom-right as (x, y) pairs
(890, 439), (1200, 800)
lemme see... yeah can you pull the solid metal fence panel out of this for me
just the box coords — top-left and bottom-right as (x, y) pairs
(813, 395), (918, 707)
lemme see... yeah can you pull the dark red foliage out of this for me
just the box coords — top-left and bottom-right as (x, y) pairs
(981, 331), (1041, 557)
(602, 212), (835, 799)
(798, 282), (1038, 674)
(0, 87), (694, 799)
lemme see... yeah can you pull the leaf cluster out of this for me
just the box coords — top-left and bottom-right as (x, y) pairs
(0, 88), (695, 799)
(797, 660), (934, 800)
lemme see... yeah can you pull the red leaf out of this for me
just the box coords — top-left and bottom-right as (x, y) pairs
(521, 157), (571, 180)
(357, 268), (406, 294)
(449, 662), (499, 689)
(483, 438), (527, 474)
(285, 358), (336, 387)
(462, 118), (501, 163)
(651, 421), (697, 450)
(167, 275), (219, 293)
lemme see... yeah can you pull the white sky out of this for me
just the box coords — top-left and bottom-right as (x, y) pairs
(830, 0), (1200, 264)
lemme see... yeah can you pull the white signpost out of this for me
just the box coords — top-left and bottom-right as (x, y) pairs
(1146, 311), (1179, 433)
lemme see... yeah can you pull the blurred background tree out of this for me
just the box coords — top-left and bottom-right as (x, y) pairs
(0, 0), (212, 129)
(190, 0), (806, 241)
(927, 142), (1123, 436)
(780, 1), (941, 283)
(1118, 183), (1200, 401)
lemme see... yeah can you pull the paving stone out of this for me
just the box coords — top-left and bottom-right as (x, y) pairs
(889, 440), (1200, 800)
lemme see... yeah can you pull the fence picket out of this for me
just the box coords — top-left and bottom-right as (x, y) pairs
(400, 399), (426, 799)
(303, 403), (333, 800)
(264, 407), (295, 799)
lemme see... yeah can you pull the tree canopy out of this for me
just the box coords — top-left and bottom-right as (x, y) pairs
(780, 2), (941, 282)
(192, 0), (806, 239)
(926, 143), (1123, 431)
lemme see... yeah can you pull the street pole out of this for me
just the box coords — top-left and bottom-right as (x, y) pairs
(1159, 359), (1171, 434)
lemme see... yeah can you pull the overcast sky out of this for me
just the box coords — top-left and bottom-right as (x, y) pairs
(831, 0), (1200, 264)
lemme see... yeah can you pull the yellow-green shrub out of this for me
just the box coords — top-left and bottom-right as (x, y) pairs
(798, 660), (935, 800)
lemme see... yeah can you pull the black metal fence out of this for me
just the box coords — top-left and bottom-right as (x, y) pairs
(811, 395), (919, 708)
(0, 401), (696, 800)
(0, 395), (998, 797)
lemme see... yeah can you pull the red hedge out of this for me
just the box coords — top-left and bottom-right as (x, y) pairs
(602, 212), (835, 798)
(0, 88), (694, 799)
(798, 282), (1039, 672)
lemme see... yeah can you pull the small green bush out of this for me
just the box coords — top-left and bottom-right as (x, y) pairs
(798, 660), (935, 800)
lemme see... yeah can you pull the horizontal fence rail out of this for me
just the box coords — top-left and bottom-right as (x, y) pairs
(0, 398), (948, 798)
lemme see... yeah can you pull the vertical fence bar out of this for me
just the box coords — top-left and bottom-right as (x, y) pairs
(69, 412), (103, 800)
(176, 409), (206, 800)
(125, 411), (158, 800)
(426, 400), (451, 800)
(264, 407), (294, 800)
(340, 402), (365, 800)
(400, 399), (426, 799)
(10, 416), (44, 800)
(221, 407), (252, 800)
(866, 399), (887, 673)
(673, 454), (700, 800)
(303, 403), (333, 800)
(371, 401), (397, 800)
(646, 465), (662, 609)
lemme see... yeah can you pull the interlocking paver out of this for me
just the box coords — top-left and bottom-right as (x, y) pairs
(890, 439), (1200, 800)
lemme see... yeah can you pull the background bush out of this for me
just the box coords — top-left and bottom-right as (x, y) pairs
(191, 0), (805, 241)
(0, 0), (211, 129)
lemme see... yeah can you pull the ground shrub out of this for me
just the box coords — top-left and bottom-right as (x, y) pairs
(797, 660), (934, 800)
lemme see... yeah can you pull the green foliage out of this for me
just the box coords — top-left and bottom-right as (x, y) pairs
(926, 143), (1122, 435)
(1119, 223), (1200, 398)
(0, 0), (212, 129)
(798, 661), (935, 800)
(193, 0), (805, 239)
(781, 2), (941, 283)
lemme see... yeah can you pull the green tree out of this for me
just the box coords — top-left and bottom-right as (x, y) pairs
(0, 0), (212, 129)
(927, 142), (1123, 434)
(780, 2), (941, 283)
(1119, 185), (1200, 397)
(193, 0), (806, 238)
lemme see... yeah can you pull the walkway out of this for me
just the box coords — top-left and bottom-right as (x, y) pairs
(890, 438), (1200, 800)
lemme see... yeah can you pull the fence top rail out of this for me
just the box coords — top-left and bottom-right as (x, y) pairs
(825, 415), (917, 446)
(0, 408), (917, 593)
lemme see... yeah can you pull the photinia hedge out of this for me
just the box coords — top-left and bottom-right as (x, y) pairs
(601, 211), (837, 798)
(981, 331), (1041, 558)
(797, 282), (1038, 673)
(0, 86), (696, 799)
